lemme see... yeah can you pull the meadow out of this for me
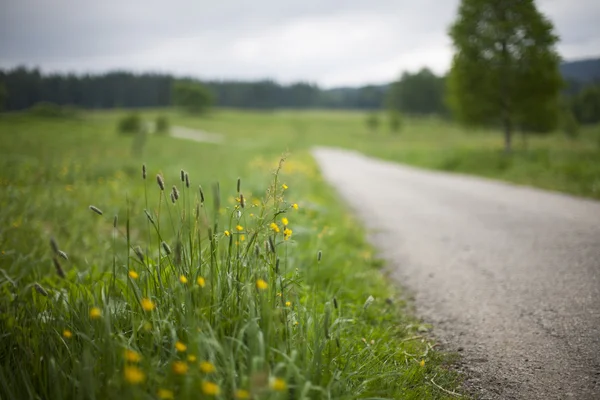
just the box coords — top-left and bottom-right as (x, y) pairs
(0, 111), (462, 399)
(175, 108), (600, 199)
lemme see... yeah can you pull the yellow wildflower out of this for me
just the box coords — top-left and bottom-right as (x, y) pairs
(276, 292), (282, 297)
(124, 365), (145, 384)
(240, 234), (246, 242)
(236, 225), (243, 232)
(282, 184), (288, 190)
(235, 389), (250, 399)
(141, 298), (155, 311)
(157, 388), (174, 399)
(419, 359), (425, 367)
(179, 275), (188, 284)
(89, 307), (102, 319)
(292, 203), (298, 210)
(224, 230), (230, 237)
(283, 228), (292, 240)
(200, 361), (216, 373)
(256, 279), (268, 290)
(124, 349), (142, 363)
(269, 222), (280, 233)
(175, 341), (187, 352)
(271, 377), (287, 391)
(128, 270), (139, 279)
(197, 276), (206, 288)
(62, 329), (72, 339)
(172, 361), (188, 375)
(285, 301), (291, 307)
(187, 354), (197, 362)
(201, 381), (220, 396)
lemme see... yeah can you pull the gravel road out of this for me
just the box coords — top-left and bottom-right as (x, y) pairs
(312, 147), (600, 400)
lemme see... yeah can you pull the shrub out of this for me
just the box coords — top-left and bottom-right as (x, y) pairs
(561, 108), (580, 139)
(117, 113), (142, 135)
(366, 112), (380, 132)
(155, 115), (170, 135)
(29, 102), (78, 118)
(388, 111), (402, 133)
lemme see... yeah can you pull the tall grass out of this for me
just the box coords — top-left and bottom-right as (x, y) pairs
(0, 113), (460, 399)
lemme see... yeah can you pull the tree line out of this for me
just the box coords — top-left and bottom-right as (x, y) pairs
(0, 67), (389, 112)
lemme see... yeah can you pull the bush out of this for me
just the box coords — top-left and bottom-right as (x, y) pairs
(29, 102), (80, 119)
(155, 115), (170, 135)
(561, 108), (580, 139)
(388, 111), (402, 133)
(117, 113), (142, 135)
(366, 112), (380, 132)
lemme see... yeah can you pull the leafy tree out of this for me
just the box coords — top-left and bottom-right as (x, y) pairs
(117, 112), (143, 135)
(172, 80), (213, 114)
(447, 0), (563, 152)
(387, 68), (447, 116)
(571, 85), (600, 124)
(0, 82), (7, 112)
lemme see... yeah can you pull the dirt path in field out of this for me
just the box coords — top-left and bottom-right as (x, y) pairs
(170, 126), (224, 144)
(312, 147), (600, 400)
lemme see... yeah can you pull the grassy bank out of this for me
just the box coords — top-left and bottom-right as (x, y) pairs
(173, 108), (600, 199)
(0, 112), (461, 399)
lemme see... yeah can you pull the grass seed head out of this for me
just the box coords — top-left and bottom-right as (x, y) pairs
(156, 174), (165, 191)
(240, 193), (245, 208)
(113, 215), (118, 229)
(144, 209), (154, 224)
(57, 250), (68, 260)
(172, 185), (179, 201)
(89, 205), (103, 215)
(142, 164), (146, 180)
(170, 192), (176, 204)
(317, 250), (322, 262)
(49, 237), (59, 254)
(53, 257), (65, 278)
(333, 297), (338, 309)
(237, 177), (241, 193)
(180, 169), (185, 182)
(134, 246), (145, 263)
(199, 185), (205, 203)
(161, 241), (171, 255)
(34, 283), (48, 296)
(185, 172), (190, 188)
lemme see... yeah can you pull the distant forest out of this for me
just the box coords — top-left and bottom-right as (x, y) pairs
(0, 58), (598, 113)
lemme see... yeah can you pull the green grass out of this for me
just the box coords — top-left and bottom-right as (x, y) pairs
(0, 111), (461, 399)
(173, 108), (600, 199)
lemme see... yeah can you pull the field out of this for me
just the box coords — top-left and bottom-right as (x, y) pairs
(175, 108), (600, 200)
(0, 111), (462, 399)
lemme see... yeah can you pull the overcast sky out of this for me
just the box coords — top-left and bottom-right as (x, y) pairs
(1, 0), (599, 87)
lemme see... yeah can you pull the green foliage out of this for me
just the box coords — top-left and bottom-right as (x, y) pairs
(388, 110), (403, 133)
(561, 108), (580, 138)
(387, 68), (446, 116)
(28, 102), (81, 119)
(117, 112), (142, 135)
(0, 82), (7, 112)
(0, 112), (461, 400)
(366, 112), (380, 132)
(172, 80), (213, 114)
(155, 115), (170, 135)
(447, 0), (563, 150)
(570, 85), (600, 125)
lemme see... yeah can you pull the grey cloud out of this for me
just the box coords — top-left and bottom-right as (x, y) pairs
(0, 0), (598, 86)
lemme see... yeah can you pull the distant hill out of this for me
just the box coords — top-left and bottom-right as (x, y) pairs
(560, 58), (600, 84)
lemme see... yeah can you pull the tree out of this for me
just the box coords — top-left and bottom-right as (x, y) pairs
(172, 80), (213, 114)
(0, 82), (7, 112)
(447, 0), (563, 152)
(386, 68), (447, 116)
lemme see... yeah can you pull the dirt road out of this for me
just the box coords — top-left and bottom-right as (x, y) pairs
(312, 147), (600, 399)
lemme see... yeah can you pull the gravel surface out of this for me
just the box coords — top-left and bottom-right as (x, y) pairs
(313, 147), (600, 400)
(171, 126), (224, 143)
